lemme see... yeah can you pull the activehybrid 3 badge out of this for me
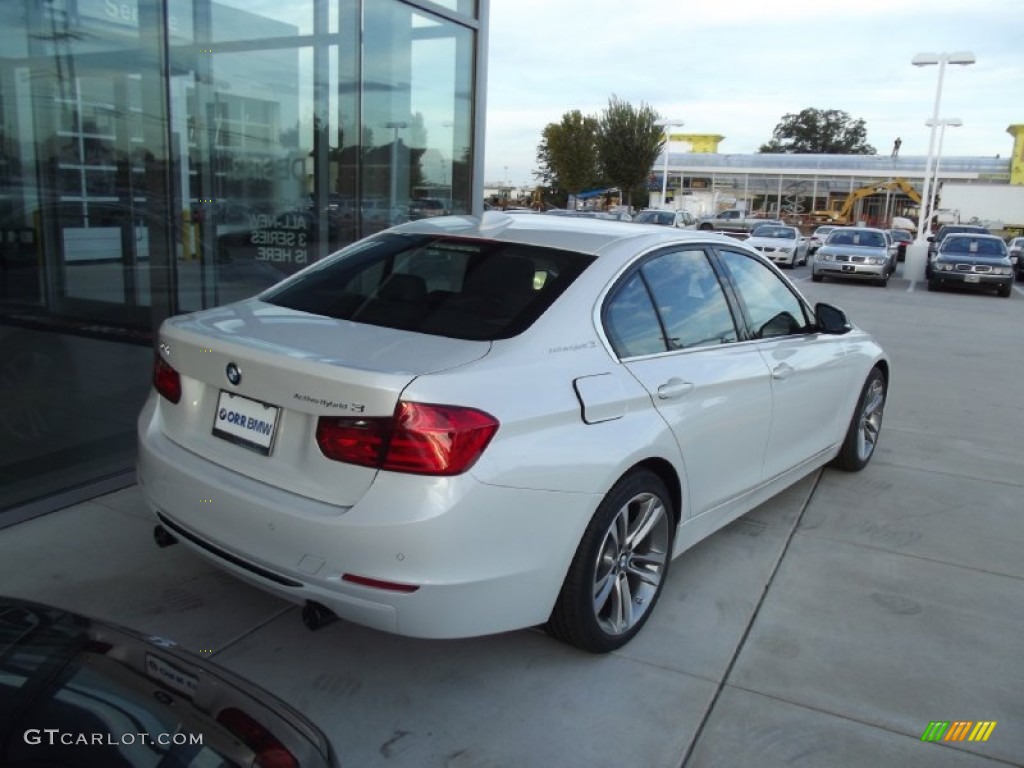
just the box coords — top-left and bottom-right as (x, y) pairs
(225, 363), (242, 386)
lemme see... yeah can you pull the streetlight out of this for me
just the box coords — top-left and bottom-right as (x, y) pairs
(655, 118), (685, 208)
(924, 117), (963, 232)
(911, 51), (975, 243)
(386, 121), (408, 217)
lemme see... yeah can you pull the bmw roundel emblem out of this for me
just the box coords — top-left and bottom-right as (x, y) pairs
(225, 363), (242, 386)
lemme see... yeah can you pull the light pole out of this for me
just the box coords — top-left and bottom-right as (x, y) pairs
(911, 51), (975, 243)
(386, 121), (408, 218)
(924, 117), (962, 231)
(655, 118), (685, 208)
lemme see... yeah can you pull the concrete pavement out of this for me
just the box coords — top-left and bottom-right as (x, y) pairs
(2, 268), (1022, 767)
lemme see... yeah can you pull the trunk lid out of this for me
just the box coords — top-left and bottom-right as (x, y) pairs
(155, 299), (490, 507)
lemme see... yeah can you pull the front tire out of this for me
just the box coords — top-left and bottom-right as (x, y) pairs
(831, 367), (886, 472)
(546, 470), (673, 653)
(812, 273), (823, 283)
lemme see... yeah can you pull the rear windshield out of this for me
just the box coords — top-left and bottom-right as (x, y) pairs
(261, 233), (593, 340)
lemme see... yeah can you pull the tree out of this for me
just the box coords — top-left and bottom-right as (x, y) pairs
(759, 108), (876, 155)
(535, 110), (601, 196)
(596, 95), (664, 207)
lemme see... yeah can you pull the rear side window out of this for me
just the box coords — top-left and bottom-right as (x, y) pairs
(261, 234), (593, 340)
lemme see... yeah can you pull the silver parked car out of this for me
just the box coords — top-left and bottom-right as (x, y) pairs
(812, 226), (894, 286)
(139, 212), (889, 653)
(632, 209), (697, 229)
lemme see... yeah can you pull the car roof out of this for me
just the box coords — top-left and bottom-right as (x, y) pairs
(389, 211), (738, 257)
(830, 226), (887, 234)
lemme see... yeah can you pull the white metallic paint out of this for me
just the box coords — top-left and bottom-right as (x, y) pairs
(137, 212), (888, 641)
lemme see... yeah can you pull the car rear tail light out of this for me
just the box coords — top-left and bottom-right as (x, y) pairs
(316, 401), (498, 475)
(216, 708), (298, 768)
(153, 355), (181, 404)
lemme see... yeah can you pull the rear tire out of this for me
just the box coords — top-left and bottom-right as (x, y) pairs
(546, 470), (673, 653)
(831, 367), (886, 472)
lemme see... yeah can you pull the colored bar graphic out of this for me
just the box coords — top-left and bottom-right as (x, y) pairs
(944, 721), (973, 741)
(968, 722), (997, 742)
(921, 720), (997, 743)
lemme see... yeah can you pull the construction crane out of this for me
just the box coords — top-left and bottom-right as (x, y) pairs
(812, 179), (922, 226)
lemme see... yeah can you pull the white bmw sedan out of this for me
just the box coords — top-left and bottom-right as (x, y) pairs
(138, 212), (889, 653)
(745, 224), (808, 268)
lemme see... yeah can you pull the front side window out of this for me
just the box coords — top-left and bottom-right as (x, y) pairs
(717, 249), (810, 339)
(603, 248), (738, 358)
(263, 234), (592, 340)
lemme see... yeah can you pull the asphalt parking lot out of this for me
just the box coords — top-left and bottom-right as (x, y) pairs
(2, 263), (1022, 767)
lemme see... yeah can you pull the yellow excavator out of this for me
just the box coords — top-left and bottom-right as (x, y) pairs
(812, 178), (922, 225)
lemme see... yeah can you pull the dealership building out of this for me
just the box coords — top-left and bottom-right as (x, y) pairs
(0, 0), (487, 522)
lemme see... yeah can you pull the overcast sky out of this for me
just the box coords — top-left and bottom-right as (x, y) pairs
(483, 0), (1023, 187)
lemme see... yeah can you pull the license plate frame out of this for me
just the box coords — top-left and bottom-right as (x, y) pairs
(145, 653), (198, 698)
(964, 274), (981, 283)
(212, 391), (279, 456)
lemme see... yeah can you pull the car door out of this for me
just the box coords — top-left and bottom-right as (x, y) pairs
(602, 246), (773, 517)
(714, 247), (856, 479)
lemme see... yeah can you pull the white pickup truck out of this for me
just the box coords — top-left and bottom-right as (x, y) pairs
(697, 209), (781, 236)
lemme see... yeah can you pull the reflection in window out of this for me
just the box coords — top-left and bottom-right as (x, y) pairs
(641, 250), (738, 349)
(604, 272), (666, 358)
(718, 250), (809, 339)
(362, 1), (474, 236)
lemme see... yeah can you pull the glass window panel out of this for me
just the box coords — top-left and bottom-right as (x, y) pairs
(604, 271), (666, 358)
(718, 249), (810, 339)
(641, 250), (738, 349)
(362, 1), (474, 236)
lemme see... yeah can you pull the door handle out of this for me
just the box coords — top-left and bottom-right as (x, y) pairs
(772, 363), (794, 380)
(657, 378), (695, 399)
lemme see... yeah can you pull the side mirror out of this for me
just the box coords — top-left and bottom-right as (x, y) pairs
(927, 235), (935, 243)
(815, 302), (852, 335)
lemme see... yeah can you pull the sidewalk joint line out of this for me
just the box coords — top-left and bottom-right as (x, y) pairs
(677, 469), (822, 767)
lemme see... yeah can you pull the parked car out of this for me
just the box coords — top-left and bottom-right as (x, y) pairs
(927, 233), (1014, 297)
(0, 595), (338, 767)
(926, 224), (989, 278)
(812, 226), (894, 286)
(745, 224), (808, 268)
(1007, 236), (1024, 281)
(808, 225), (836, 254)
(546, 209), (633, 222)
(887, 228), (914, 262)
(408, 197), (448, 220)
(632, 208), (697, 229)
(138, 212), (889, 653)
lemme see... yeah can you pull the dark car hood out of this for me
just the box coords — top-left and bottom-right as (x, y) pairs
(0, 596), (337, 767)
(934, 254), (1010, 266)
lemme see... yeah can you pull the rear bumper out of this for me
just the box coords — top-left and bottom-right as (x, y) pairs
(137, 399), (599, 639)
